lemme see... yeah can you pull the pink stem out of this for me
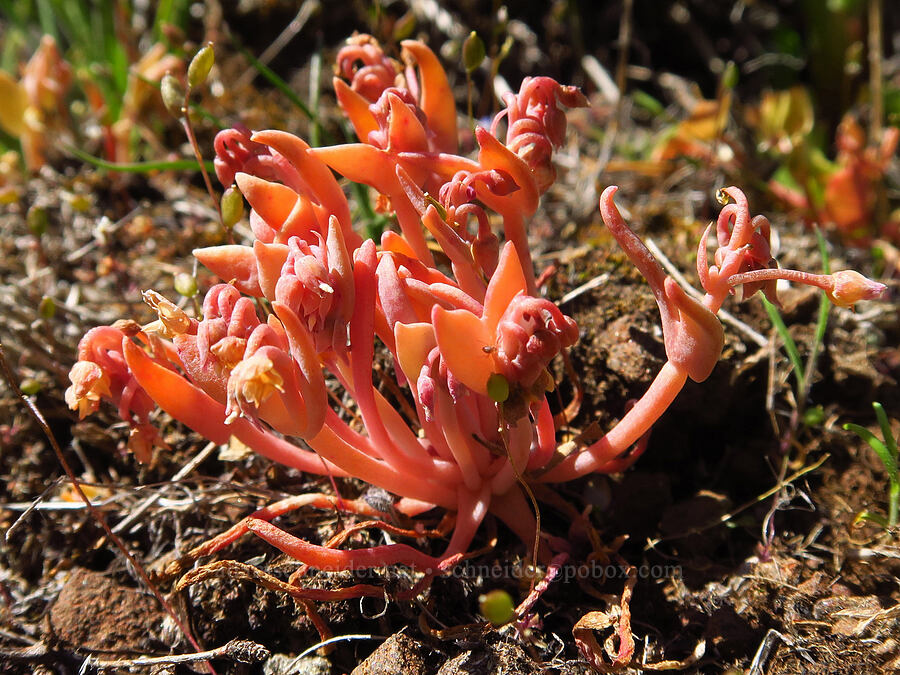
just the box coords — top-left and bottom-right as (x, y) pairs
(373, 388), (463, 484)
(434, 385), (486, 491)
(442, 483), (491, 558)
(538, 361), (688, 482)
(600, 186), (668, 306)
(528, 397), (556, 470)
(490, 416), (534, 495)
(246, 518), (445, 572)
(394, 195), (435, 266)
(489, 486), (552, 561)
(306, 424), (458, 508)
(327, 341), (453, 482)
(322, 406), (378, 457)
(395, 497), (437, 516)
(183, 494), (383, 559)
(727, 267), (831, 290)
(349, 241), (419, 469)
(500, 209), (537, 295)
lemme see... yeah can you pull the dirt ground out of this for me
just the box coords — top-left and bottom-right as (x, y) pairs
(1, 2), (899, 673)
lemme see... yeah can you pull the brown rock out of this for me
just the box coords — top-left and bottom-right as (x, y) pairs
(49, 568), (163, 652)
(352, 633), (428, 675)
(436, 641), (540, 675)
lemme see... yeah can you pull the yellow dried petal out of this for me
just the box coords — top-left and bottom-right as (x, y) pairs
(142, 289), (192, 336)
(0, 71), (27, 137)
(65, 361), (111, 419)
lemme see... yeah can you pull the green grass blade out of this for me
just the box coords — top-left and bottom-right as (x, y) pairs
(35, 0), (58, 41)
(889, 481), (899, 529)
(873, 402), (898, 459)
(761, 295), (805, 394)
(844, 422), (898, 485)
(152, 0), (189, 40)
(795, 224), (832, 404)
(308, 48), (323, 147)
(66, 145), (214, 173)
(853, 510), (891, 529)
(812, 226), (831, 347)
(237, 45), (316, 122)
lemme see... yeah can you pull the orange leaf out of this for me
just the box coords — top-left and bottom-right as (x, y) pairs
(483, 242), (526, 331)
(432, 306), (492, 394)
(394, 321), (436, 385)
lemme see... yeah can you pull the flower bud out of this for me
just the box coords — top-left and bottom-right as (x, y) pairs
(826, 270), (886, 308)
(392, 11), (416, 42)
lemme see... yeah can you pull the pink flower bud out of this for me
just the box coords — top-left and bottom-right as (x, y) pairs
(826, 270), (887, 308)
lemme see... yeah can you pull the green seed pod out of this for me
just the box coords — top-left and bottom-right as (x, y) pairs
(721, 61), (738, 90)
(38, 295), (56, 319)
(462, 32), (485, 73)
(174, 272), (198, 298)
(188, 43), (215, 89)
(27, 205), (48, 237)
(479, 589), (515, 626)
(221, 186), (244, 229)
(486, 373), (509, 403)
(161, 73), (184, 115)
(20, 378), (42, 396)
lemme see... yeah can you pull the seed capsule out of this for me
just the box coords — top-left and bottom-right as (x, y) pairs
(221, 186), (244, 229)
(161, 73), (183, 115)
(188, 43), (215, 89)
(462, 32), (485, 74)
(479, 589), (515, 626)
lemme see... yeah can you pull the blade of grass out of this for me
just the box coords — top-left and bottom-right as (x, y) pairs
(308, 45), (323, 147)
(237, 44), (316, 122)
(35, 0), (59, 42)
(846, 402), (899, 528)
(66, 144), (214, 173)
(796, 225), (832, 406)
(874, 402), (898, 459)
(854, 510), (891, 529)
(153, 0), (189, 41)
(761, 295), (805, 395)
(844, 423), (897, 483)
